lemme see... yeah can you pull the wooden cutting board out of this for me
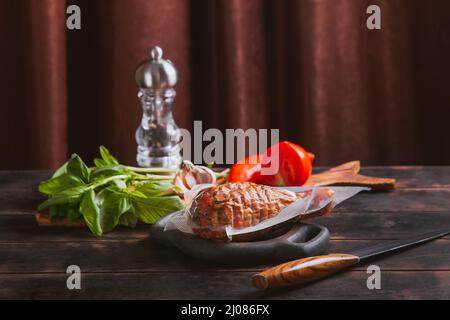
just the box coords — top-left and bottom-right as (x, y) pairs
(304, 161), (396, 191)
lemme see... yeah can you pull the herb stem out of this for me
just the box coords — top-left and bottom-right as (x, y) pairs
(91, 174), (130, 189)
(135, 174), (174, 181)
(126, 166), (177, 174)
(215, 168), (230, 177)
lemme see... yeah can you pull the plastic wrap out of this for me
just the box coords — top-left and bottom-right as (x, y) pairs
(165, 184), (368, 242)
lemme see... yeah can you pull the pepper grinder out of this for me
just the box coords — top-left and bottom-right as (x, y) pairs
(134, 46), (182, 169)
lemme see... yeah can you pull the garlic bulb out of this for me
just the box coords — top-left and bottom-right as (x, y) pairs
(173, 160), (216, 195)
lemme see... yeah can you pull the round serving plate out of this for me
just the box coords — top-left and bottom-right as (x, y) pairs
(151, 212), (330, 265)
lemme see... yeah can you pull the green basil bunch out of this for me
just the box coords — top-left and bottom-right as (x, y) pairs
(38, 146), (184, 236)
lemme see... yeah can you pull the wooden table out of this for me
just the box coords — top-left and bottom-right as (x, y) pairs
(1, 167), (450, 299)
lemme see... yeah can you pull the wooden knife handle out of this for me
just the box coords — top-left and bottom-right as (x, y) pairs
(252, 253), (360, 289)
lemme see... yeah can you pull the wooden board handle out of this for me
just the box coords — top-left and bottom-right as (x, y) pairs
(304, 161), (396, 191)
(35, 212), (85, 227)
(252, 253), (360, 289)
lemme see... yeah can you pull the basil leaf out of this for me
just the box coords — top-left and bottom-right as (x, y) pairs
(133, 196), (185, 224)
(80, 189), (102, 236)
(101, 197), (131, 232)
(67, 206), (81, 223)
(93, 158), (107, 168)
(96, 188), (131, 233)
(131, 190), (147, 198)
(91, 164), (130, 180)
(119, 211), (138, 228)
(134, 181), (174, 197)
(38, 185), (88, 211)
(106, 184), (146, 198)
(99, 146), (119, 165)
(113, 179), (128, 189)
(39, 174), (84, 196)
(52, 161), (68, 178)
(118, 197), (131, 215)
(67, 154), (90, 183)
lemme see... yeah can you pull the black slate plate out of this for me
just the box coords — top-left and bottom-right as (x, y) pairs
(151, 212), (330, 265)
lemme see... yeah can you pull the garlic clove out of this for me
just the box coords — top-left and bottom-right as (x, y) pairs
(183, 171), (200, 189)
(196, 166), (216, 184)
(173, 160), (216, 194)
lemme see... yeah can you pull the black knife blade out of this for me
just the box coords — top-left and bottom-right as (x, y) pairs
(354, 229), (450, 261)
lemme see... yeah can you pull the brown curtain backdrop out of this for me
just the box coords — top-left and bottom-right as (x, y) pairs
(1, 0), (450, 169)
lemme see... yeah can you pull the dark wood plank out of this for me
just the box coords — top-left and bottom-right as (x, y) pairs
(315, 166), (450, 189)
(315, 211), (450, 239)
(0, 171), (50, 192)
(1, 239), (449, 273)
(0, 214), (152, 241)
(1, 211), (449, 242)
(333, 189), (450, 213)
(0, 239), (206, 273)
(358, 166), (450, 189)
(1, 271), (449, 299)
(0, 171), (48, 211)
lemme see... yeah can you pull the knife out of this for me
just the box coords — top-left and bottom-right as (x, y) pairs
(252, 229), (450, 289)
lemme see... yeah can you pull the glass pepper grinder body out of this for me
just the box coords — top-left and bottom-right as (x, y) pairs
(135, 46), (182, 169)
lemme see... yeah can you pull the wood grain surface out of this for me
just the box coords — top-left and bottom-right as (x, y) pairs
(0, 167), (450, 299)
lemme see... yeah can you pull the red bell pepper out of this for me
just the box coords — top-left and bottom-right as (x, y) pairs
(228, 141), (314, 186)
(228, 154), (262, 183)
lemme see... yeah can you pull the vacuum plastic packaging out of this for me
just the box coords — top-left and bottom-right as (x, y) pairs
(165, 183), (368, 242)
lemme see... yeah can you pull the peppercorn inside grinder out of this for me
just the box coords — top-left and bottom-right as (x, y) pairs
(134, 46), (182, 169)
